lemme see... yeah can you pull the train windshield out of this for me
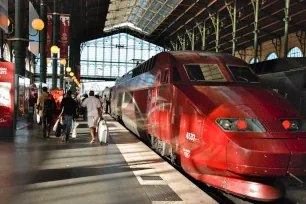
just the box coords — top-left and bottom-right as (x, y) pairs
(184, 64), (226, 81)
(227, 65), (259, 83)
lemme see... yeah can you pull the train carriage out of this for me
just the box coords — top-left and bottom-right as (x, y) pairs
(110, 51), (306, 201)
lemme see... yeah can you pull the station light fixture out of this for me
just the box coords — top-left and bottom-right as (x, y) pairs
(32, 18), (44, 31)
(60, 59), (67, 65)
(51, 45), (59, 54)
(66, 67), (71, 72)
(8, 18), (10, 26)
(69, 72), (74, 77)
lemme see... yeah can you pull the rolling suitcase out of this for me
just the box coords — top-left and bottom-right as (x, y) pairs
(98, 119), (109, 145)
(55, 121), (62, 137)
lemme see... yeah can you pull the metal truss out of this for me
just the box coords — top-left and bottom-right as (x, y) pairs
(224, 0), (237, 55)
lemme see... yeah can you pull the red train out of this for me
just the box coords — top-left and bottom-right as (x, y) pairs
(110, 51), (306, 201)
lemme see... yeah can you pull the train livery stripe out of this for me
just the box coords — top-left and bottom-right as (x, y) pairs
(147, 103), (172, 118)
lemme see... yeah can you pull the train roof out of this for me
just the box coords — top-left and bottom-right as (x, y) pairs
(116, 51), (248, 84)
(166, 51), (248, 66)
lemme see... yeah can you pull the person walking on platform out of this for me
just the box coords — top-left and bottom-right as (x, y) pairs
(36, 87), (56, 138)
(60, 90), (77, 142)
(82, 91), (102, 144)
(104, 94), (110, 114)
(81, 94), (88, 121)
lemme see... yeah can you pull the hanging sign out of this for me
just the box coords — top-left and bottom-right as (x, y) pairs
(28, 2), (39, 57)
(46, 14), (53, 57)
(59, 14), (70, 59)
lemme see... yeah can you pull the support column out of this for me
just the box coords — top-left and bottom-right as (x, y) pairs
(52, 0), (60, 89)
(59, 2), (64, 88)
(196, 23), (206, 50)
(191, 29), (195, 51)
(170, 41), (175, 51)
(14, 0), (27, 76)
(209, 11), (220, 52)
(283, 0), (290, 57)
(177, 36), (183, 50)
(253, 0), (259, 62)
(232, 0), (237, 56)
(68, 19), (81, 93)
(215, 12), (220, 52)
(202, 23), (206, 50)
(186, 29), (194, 50)
(191, 29), (194, 50)
(60, 64), (64, 88)
(40, 0), (47, 83)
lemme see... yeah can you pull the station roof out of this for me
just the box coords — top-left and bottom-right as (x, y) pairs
(8, 0), (306, 54)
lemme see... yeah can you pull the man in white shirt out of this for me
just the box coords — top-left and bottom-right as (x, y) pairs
(82, 91), (102, 143)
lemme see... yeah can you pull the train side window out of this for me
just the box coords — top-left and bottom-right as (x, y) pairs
(162, 69), (169, 83)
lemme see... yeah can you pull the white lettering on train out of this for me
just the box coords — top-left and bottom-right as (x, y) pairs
(186, 132), (196, 141)
(183, 148), (190, 158)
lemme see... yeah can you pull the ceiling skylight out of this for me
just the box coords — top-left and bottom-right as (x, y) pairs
(104, 0), (182, 35)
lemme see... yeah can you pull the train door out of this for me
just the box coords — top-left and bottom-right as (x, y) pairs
(156, 68), (172, 143)
(148, 73), (161, 139)
(115, 92), (124, 119)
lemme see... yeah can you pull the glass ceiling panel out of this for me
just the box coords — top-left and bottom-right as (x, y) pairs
(151, 2), (162, 11)
(104, 0), (182, 35)
(144, 10), (155, 20)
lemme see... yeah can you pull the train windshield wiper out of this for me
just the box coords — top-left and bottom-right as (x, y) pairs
(188, 70), (198, 82)
(237, 76), (249, 83)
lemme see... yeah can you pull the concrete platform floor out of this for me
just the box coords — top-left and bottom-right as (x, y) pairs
(0, 115), (216, 204)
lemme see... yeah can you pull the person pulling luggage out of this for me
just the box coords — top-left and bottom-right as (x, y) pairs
(82, 91), (102, 144)
(36, 87), (56, 138)
(59, 90), (77, 142)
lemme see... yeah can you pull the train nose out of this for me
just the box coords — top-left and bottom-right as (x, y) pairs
(227, 138), (290, 177)
(227, 137), (306, 177)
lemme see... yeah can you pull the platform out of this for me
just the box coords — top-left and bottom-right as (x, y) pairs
(0, 115), (216, 204)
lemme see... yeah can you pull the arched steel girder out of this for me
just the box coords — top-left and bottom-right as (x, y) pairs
(168, 0), (295, 55)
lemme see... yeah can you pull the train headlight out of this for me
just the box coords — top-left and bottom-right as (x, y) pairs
(216, 118), (266, 133)
(219, 119), (231, 130)
(280, 119), (306, 132)
(291, 120), (299, 129)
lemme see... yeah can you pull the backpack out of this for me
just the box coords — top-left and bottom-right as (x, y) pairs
(43, 94), (56, 114)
